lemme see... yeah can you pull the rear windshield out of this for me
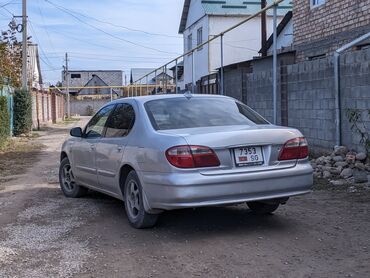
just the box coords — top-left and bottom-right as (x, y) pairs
(145, 97), (269, 130)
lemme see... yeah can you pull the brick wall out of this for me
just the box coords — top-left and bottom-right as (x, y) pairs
(293, 0), (370, 60)
(32, 91), (65, 128)
(225, 47), (370, 153)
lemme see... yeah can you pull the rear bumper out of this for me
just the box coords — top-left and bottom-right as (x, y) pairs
(140, 162), (313, 211)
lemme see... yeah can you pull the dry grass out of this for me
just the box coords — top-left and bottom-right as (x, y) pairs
(0, 136), (44, 182)
(55, 117), (81, 126)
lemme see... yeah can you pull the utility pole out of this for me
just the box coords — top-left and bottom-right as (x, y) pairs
(65, 53), (70, 118)
(21, 0), (28, 91)
(261, 0), (267, 57)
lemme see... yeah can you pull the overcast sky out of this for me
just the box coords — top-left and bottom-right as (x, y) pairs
(0, 0), (184, 85)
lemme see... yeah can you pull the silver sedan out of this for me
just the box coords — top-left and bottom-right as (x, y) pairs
(59, 94), (313, 228)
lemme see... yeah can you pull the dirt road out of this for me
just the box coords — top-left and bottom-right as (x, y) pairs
(0, 119), (369, 278)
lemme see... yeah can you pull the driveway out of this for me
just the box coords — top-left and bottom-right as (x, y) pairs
(0, 118), (369, 278)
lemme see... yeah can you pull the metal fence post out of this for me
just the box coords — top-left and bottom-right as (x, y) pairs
(175, 59), (178, 94)
(162, 66), (165, 94)
(146, 75), (149, 95)
(192, 51), (195, 94)
(220, 34), (224, 96)
(155, 70), (157, 94)
(272, 3), (278, 125)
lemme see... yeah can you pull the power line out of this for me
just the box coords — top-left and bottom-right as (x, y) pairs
(42, 51), (175, 60)
(0, 0), (18, 8)
(44, 28), (177, 58)
(44, 2), (182, 39)
(0, 5), (14, 15)
(28, 20), (59, 70)
(44, 0), (180, 55)
(36, 0), (57, 55)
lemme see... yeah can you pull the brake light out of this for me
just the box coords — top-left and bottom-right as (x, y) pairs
(278, 137), (309, 161)
(166, 145), (220, 168)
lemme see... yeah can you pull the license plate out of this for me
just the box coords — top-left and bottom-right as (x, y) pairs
(234, 146), (264, 166)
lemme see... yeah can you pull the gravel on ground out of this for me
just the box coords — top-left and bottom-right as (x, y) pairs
(0, 119), (369, 278)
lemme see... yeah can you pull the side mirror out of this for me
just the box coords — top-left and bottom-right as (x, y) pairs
(70, 127), (83, 138)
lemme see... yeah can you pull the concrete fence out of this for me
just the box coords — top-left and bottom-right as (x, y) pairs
(68, 98), (111, 116)
(225, 48), (370, 153)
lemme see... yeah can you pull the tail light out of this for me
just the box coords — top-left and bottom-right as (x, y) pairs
(166, 145), (220, 168)
(278, 137), (309, 161)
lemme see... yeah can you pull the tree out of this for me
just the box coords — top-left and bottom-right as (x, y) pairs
(13, 89), (32, 136)
(0, 19), (22, 88)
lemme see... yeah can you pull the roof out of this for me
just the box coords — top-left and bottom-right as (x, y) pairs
(27, 44), (43, 87)
(169, 61), (184, 71)
(259, 10), (292, 54)
(78, 75), (119, 95)
(131, 68), (173, 84)
(179, 0), (292, 33)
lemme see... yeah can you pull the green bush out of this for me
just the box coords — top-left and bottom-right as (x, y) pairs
(0, 96), (10, 144)
(13, 89), (32, 136)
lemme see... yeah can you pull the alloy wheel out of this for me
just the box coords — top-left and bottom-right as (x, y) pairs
(61, 163), (76, 192)
(126, 180), (140, 219)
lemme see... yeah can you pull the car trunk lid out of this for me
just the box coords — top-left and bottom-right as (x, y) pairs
(159, 125), (301, 175)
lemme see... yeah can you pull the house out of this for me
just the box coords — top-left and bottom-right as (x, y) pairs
(169, 61), (185, 92)
(26, 44), (65, 127)
(130, 68), (174, 95)
(130, 68), (173, 85)
(292, 0), (370, 61)
(61, 70), (124, 96)
(27, 44), (43, 91)
(178, 0), (292, 91)
(259, 11), (293, 56)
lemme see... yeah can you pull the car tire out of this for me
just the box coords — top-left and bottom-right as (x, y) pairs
(124, 170), (158, 229)
(247, 201), (280, 215)
(59, 157), (88, 198)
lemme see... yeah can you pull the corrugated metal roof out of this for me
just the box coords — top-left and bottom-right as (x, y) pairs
(201, 0), (292, 16)
(179, 0), (292, 33)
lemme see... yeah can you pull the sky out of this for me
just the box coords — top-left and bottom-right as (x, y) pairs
(0, 0), (184, 85)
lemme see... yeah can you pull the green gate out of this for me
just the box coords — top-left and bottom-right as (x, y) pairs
(0, 85), (14, 136)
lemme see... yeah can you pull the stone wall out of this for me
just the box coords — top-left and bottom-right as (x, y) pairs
(225, 47), (370, 153)
(292, 0), (370, 60)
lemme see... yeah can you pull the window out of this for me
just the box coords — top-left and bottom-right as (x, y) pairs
(197, 27), (203, 47)
(187, 34), (193, 51)
(71, 74), (81, 79)
(145, 98), (268, 131)
(84, 105), (114, 138)
(311, 0), (325, 8)
(105, 104), (136, 138)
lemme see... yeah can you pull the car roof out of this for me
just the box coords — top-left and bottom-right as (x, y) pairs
(112, 94), (233, 105)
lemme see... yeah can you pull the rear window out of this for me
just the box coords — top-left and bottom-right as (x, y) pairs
(145, 97), (269, 130)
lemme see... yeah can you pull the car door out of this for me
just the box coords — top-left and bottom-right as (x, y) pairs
(95, 102), (136, 194)
(72, 104), (115, 188)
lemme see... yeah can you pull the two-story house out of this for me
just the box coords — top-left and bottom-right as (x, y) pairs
(61, 70), (124, 96)
(179, 0), (292, 91)
(293, 0), (370, 61)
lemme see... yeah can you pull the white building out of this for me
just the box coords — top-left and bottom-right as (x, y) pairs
(179, 0), (292, 90)
(27, 44), (43, 91)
